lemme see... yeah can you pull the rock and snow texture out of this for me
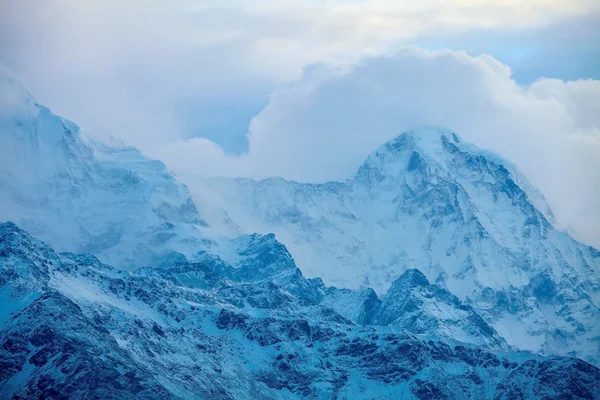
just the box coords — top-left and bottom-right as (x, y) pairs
(2, 222), (600, 399)
(194, 128), (600, 365)
(371, 269), (507, 349)
(0, 67), (209, 270)
(2, 69), (600, 398)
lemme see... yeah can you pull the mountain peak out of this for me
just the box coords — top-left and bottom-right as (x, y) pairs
(385, 127), (460, 153)
(376, 268), (507, 348)
(0, 221), (58, 283)
(0, 220), (22, 233)
(0, 221), (40, 251)
(354, 126), (465, 184)
(353, 126), (555, 221)
(0, 64), (35, 114)
(374, 127), (460, 157)
(0, 71), (209, 270)
(389, 268), (430, 288)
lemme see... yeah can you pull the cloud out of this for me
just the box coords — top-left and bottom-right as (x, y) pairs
(0, 0), (597, 153)
(156, 47), (600, 248)
(412, 9), (600, 84)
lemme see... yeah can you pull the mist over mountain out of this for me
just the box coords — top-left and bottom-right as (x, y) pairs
(193, 127), (600, 365)
(1, 64), (599, 399)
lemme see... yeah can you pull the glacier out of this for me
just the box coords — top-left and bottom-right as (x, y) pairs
(1, 66), (600, 398)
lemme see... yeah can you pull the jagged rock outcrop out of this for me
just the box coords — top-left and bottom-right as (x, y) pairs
(2, 222), (599, 399)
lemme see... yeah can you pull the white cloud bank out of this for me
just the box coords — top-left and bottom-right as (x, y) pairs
(156, 48), (600, 248)
(1, 0), (597, 150)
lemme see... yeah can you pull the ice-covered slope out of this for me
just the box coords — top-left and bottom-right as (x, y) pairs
(0, 67), (208, 269)
(194, 128), (600, 365)
(2, 222), (599, 399)
(372, 269), (507, 349)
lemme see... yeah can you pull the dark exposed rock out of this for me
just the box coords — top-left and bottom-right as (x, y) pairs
(2, 222), (599, 399)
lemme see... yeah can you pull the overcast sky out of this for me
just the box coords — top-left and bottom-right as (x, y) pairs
(1, 0), (599, 246)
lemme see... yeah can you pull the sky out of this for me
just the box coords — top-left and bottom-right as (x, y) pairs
(0, 0), (599, 246)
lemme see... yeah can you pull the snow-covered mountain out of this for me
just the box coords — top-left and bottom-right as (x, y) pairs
(2, 222), (600, 399)
(2, 67), (600, 398)
(193, 128), (600, 365)
(371, 269), (507, 349)
(0, 68), (209, 270)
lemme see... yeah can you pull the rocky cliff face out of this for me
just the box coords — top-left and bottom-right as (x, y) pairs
(2, 222), (599, 399)
(371, 269), (507, 349)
